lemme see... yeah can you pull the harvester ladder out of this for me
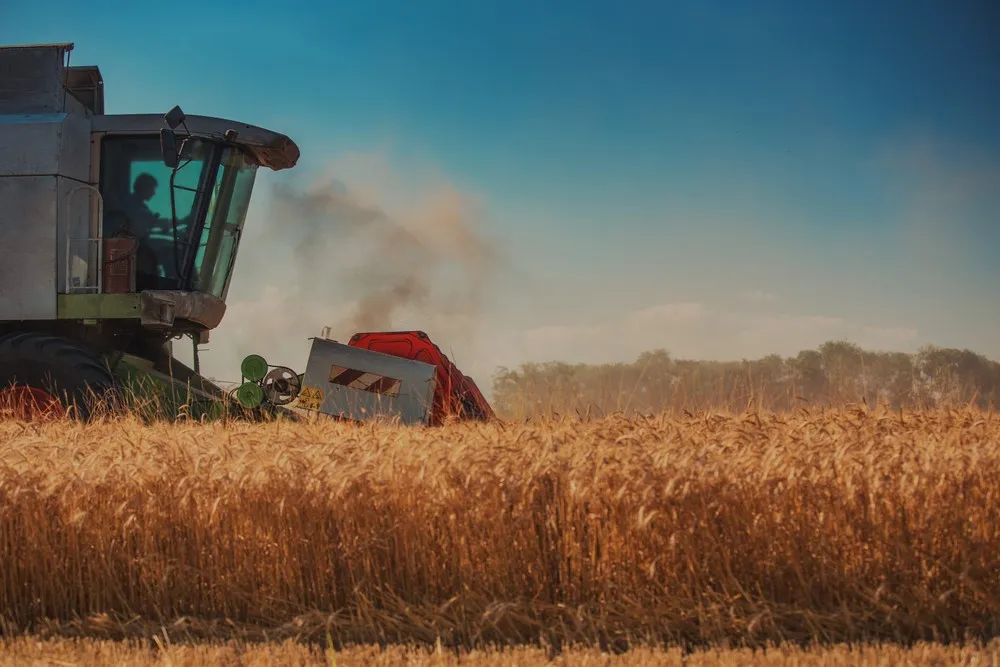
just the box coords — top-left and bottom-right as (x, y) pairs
(63, 183), (104, 294)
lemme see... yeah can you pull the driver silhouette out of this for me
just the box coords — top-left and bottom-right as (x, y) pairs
(116, 171), (196, 290)
(119, 172), (172, 289)
(123, 173), (166, 238)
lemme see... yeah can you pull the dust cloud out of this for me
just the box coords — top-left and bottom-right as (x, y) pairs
(198, 162), (503, 383)
(267, 173), (499, 333)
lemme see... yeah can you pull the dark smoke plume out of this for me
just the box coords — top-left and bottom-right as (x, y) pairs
(263, 173), (500, 335)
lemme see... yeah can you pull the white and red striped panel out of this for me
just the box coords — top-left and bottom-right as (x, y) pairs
(327, 365), (402, 397)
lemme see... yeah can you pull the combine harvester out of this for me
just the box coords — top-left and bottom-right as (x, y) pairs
(0, 42), (493, 425)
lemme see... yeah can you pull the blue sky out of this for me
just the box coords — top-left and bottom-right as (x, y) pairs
(4, 1), (999, 386)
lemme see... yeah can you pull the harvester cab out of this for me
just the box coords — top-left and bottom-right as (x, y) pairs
(0, 42), (297, 418)
(0, 42), (493, 425)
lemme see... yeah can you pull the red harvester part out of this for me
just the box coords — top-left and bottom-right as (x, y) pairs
(102, 237), (137, 294)
(0, 385), (66, 421)
(348, 331), (495, 426)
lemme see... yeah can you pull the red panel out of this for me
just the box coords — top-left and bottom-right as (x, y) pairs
(102, 237), (136, 294)
(348, 331), (495, 425)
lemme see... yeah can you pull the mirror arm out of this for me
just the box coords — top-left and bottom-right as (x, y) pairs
(160, 128), (179, 168)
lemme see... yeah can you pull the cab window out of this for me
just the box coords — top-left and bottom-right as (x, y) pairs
(99, 136), (214, 290)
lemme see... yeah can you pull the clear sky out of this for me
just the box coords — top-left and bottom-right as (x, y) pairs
(4, 1), (999, 390)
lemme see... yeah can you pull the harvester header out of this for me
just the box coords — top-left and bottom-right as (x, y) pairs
(233, 331), (494, 426)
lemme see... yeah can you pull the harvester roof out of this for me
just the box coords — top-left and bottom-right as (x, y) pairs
(92, 114), (300, 171)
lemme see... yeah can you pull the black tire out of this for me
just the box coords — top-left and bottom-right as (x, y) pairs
(0, 333), (117, 421)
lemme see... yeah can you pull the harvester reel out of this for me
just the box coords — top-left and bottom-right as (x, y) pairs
(241, 354), (268, 382)
(262, 366), (301, 406)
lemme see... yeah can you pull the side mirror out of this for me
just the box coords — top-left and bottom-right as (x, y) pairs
(164, 105), (186, 130)
(160, 128), (179, 168)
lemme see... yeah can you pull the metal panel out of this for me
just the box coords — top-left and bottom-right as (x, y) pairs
(0, 43), (71, 114)
(139, 291), (227, 329)
(0, 175), (57, 320)
(0, 113), (94, 294)
(56, 111), (92, 182)
(0, 114), (65, 176)
(0, 113), (91, 180)
(64, 66), (104, 115)
(299, 337), (438, 425)
(57, 293), (141, 319)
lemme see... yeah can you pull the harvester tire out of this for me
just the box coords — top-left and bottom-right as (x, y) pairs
(0, 332), (117, 421)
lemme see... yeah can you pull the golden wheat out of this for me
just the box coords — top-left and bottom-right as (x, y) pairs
(0, 407), (998, 651)
(3, 637), (999, 666)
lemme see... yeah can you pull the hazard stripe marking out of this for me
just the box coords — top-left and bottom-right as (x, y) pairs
(367, 376), (400, 395)
(329, 367), (367, 386)
(328, 365), (401, 397)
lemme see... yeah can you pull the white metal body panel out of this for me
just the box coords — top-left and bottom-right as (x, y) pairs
(299, 337), (438, 425)
(0, 112), (95, 318)
(0, 176), (58, 319)
(0, 44), (70, 114)
(0, 112), (91, 180)
(0, 43), (93, 118)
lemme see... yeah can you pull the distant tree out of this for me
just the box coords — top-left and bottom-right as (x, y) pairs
(490, 340), (1000, 418)
(792, 350), (827, 405)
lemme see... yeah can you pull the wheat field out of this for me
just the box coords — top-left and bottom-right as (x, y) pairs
(3, 637), (1000, 666)
(1, 407), (998, 661)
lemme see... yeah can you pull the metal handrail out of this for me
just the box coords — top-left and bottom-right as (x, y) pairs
(64, 183), (104, 294)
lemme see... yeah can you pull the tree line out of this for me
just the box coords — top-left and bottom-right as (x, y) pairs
(489, 341), (1000, 418)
